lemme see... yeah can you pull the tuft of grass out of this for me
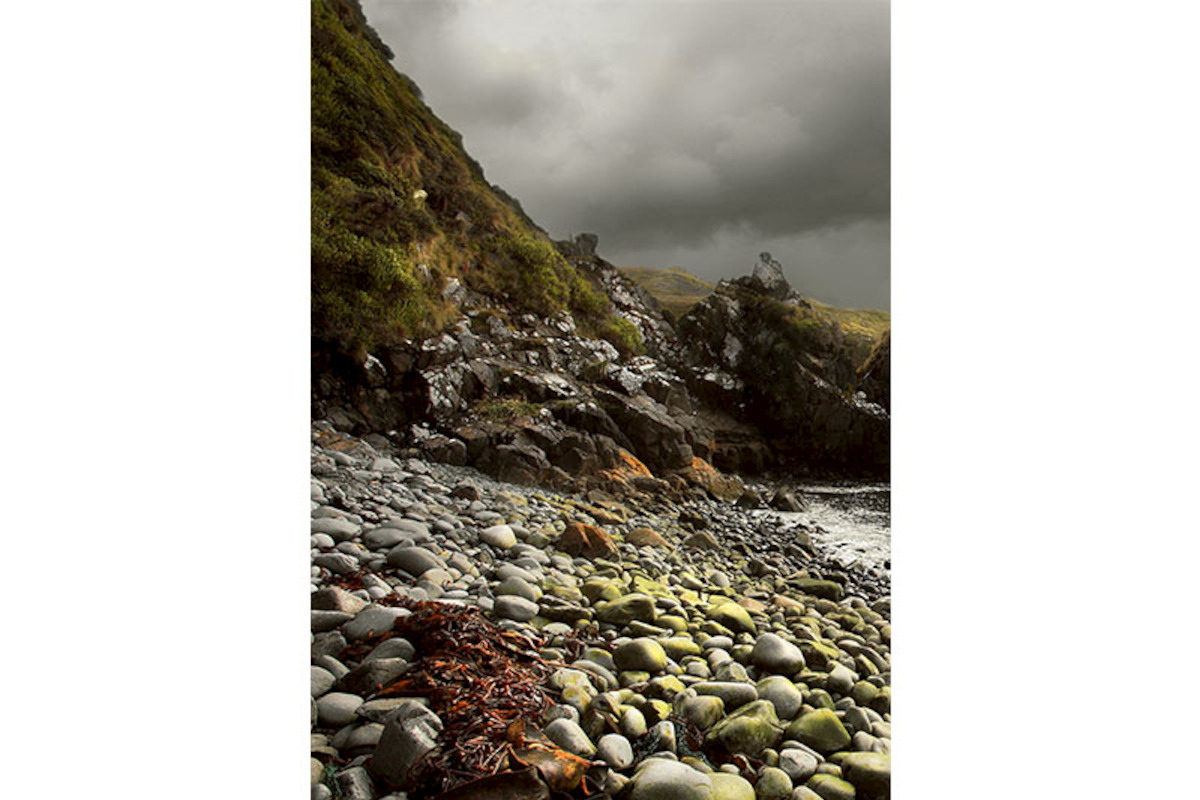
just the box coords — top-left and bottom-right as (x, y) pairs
(598, 316), (644, 358)
(476, 397), (543, 423)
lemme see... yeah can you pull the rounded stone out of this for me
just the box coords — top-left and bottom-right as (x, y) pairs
(756, 675), (803, 720)
(709, 772), (755, 800)
(754, 767), (793, 799)
(495, 576), (541, 601)
(681, 695), (726, 730)
(705, 700), (781, 758)
(805, 773), (856, 800)
(480, 524), (517, 549)
(750, 633), (806, 675)
(597, 733), (635, 769)
(826, 664), (856, 696)
(493, 595), (539, 622)
(614, 638), (669, 673)
(385, 546), (445, 576)
(839, 752), (890, 800)
(315, 692), (363, 727)
(545, 717), (596, 757)
(786, 709), (852, 755)
(629, 758), (712, 800)
(311, 666), (336, 698)
(693, 682), (758, 711)
(710, 603), (756, 635)
(621, 707), (649, 738)
(778, 748), (820, 783)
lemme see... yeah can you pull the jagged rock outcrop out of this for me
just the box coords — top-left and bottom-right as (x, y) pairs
(675, 263), (889, 477)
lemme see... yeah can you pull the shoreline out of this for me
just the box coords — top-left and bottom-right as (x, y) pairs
(311, 421), (892, 799)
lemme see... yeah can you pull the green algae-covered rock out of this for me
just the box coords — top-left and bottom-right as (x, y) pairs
(710, 602), (757, 635)
(806, 773), (856, 800)
(755, 766), (794, 799)
(615, 638), (669, 672)
(598, 593), (657, 625)
(799, 640), (843, 671)
(681, 695), (726, 729)
(850, 681), (879, 706)
(648, 674), (687, 700)
(706, 699), (782, 758)
(582, 577), (624, 603)
(786, 709), (852, 754)
(839, 752), (890, 800)
(868, 686), (890, 714)
(709, 772), (755, 800)
(793, 578), (844, 602)
(660, 636), (703, 660)
(806, 688), (837, 710)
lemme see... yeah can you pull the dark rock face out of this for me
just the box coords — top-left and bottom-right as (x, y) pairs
(593, 389), (693, 473)
(675, 279), (888, 477)
(313, 242), (888, 488)
(856, 331), (890, 412)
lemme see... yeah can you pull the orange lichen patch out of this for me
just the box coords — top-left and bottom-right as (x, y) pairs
(679, 456), (744, 502)
(313, 430), (367, 453)
(601, 448), (653, 479)
(565, 499), (626, 525)
(557, 521), (618, 560)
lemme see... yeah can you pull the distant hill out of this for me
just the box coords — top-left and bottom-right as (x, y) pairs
(619, 266), (715, 319)
(622, 265), (888, 368)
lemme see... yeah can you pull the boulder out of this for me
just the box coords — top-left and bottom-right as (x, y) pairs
(369, 704), (443, 789)
(839, 752), (890, 800)
(558, 521), (619, 559)
(629, 759), (713, 800)
(786, 709), (852, 755)
(750, 633), (806, 675)
(705, 700), (781, 758)
(614, 638), (669, 673)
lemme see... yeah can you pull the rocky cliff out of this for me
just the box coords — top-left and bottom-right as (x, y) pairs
(311, 0), (889, 495)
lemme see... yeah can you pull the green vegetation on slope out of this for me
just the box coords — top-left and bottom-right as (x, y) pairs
(311, 0), (620, 353)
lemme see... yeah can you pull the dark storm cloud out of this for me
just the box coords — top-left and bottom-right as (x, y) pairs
(360, 0), (890, 307)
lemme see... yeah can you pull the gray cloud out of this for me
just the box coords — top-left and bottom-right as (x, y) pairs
(361, 0), (889, 308)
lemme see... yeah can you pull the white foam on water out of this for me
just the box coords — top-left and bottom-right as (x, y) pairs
(755, 483), (891, 571)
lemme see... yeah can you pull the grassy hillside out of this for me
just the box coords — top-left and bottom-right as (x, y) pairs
(312, 0), (625, 353)
(619, 266), (715, 319)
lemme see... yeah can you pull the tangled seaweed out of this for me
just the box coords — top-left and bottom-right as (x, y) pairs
(344, 599), (593, 796)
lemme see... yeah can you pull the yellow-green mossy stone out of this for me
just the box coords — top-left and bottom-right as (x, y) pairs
(786, 709), (852, 754)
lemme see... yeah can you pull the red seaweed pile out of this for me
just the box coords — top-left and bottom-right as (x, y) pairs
(343, 599), (594, 797)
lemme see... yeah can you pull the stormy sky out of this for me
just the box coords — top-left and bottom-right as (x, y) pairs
(361, 0), (890, 309)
